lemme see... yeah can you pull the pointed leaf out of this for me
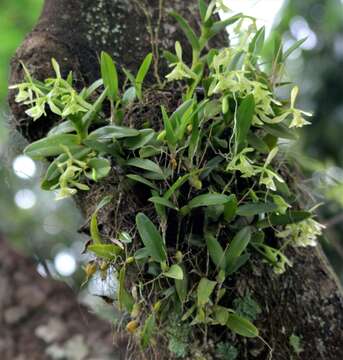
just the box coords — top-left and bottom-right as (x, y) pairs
(90, 195), (112, 244)
(119, 266), (134, 312)
(171, 12), (200, 50)
(237, 202), (278, 217)
(140, 314), (156, 350)
(126, 158), (164, 176)
(164, 264), (184, 280)
(227, 313), (259, 338)
(135, 53), (153, 100)
(175, 265), (188, 303)
(87, 244), (122, 260)
(136, 213), (167, 262)
(187, 193), (231, 209)
(101, 51), (118, 101)
(236, 94), (255, 152)
(24, 134), (80, 159)
(87, 125), (140, 140)
(223, 194), (238, 222)
(209, 13), (243, 38)
(225, 227), (251, 273)
(205, 234), (225, 270)
(126, 174), (159, 191)
(149, 196), (179, 211)
(283, 38), (307, 61)
(197, 278), (217, 307)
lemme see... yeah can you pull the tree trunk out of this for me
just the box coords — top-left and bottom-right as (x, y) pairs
(0, 234), (117, 360)
(8, 1), (343, 359)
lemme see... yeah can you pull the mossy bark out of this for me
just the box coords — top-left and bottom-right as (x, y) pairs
(8, 1), (343, 359)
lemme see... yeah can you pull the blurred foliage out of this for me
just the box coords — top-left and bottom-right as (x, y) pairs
(272, 0), (343, 166)
(0, 0), (88, 285)
(267, 0), (343, 281)
(0, 0), (44, 105)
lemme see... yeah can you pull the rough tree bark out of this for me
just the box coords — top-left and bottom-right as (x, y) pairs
(8, 1), (343, 359)
(0, 235), (116, 359)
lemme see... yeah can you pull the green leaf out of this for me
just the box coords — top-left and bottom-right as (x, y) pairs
(226, 313), (259, 338)
(164, 174), (191, 200)
(161, 106), (177, 146)
(223, 194), (238, 222)
(170, 99), (194, 124)
(83, 79), (104, 99)
(197, 278), (217, 307)
(124, 129), (155, 150)
(149, 196), (179, 211)
(87, 244), (122, 260)
(205, 234), (225, 270)
(283, 38), (307, 61)
(249, 26), (265, 55)
(82, 88), (108, 132)
(135, 53), (153, 100)
(24, 134), (80, 159)
(225, 227), (251, 274)
(48, 121), (75, 136)
(164, 264), (184, 280)
(90, 195), (112, 244)
(170, 12), (200, 51)
(86, 158), (111, 181)
(227, 253), (251, 275)
(209, 13), (243, 39)
(264, 123), (298, 140)
(140, 314), (156, 350)
(122, 86), (137, 105)
(247, 132), (269, 153)
(87, 125), (140, 140)
(126, 174), (159, 191)
(185, 193), (232, 210)
(136, 213), (167, 262)
(119, 231), (132, 244)
(126, 158), (164, 176)
(257, 211), (312, 228)
(213, 306), (230, 326)
(134, 247), (150, 260)
(100, 51), (118, 101)
(237, 202), (278, 217)
(198, 0), (208, 22)
(175, 265), (188, 303)
(118, 266), (134, 312)
(163, 50), (178, 64)
(236, 94), (255, 153)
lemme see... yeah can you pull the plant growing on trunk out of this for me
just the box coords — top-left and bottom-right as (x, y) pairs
(10, 1), (324, 358)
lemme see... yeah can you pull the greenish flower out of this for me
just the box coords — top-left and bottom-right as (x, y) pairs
(276, 218), (325, 247)
(272, 86), (312, 128)
(273, 195), (291, 214)
(166, 62), (194, 81)
(25, 99), (46, 121)
(166, 41), (197, 82)
(227, 148), (257, 178)
(256, 147), (284, 191)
